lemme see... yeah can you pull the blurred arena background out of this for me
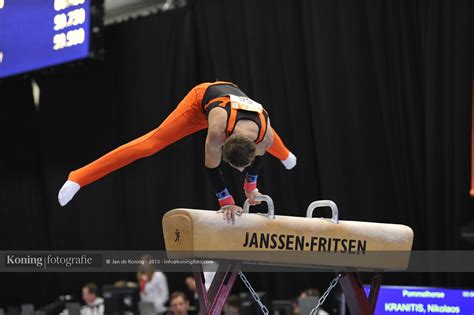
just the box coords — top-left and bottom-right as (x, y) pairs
(0, 0), (473, 314)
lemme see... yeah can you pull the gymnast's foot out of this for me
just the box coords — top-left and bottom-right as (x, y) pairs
(58, 180), (81, 206)
(281, 152), (297, 170)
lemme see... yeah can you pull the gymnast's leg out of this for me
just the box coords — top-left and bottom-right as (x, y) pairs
(58, 86), (209, 206)
(266, 127), (297, 169)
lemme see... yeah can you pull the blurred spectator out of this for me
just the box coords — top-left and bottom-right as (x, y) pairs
(223, 295), (239, 315)
(169, 292), (189, 315)
(293, 288), (328, 315)
(300, 288), (320, 299)
(81, 283), (104, 315)
(184, 272), (215, 308)
(184, 276), (198, 307)
(292, 298), (300, 315)
(137, 254), (169, 314)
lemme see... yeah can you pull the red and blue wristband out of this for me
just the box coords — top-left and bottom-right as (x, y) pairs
(206, 166), (235, 207)
(217, 188), (235, 207)
(244, 174), (258, 192)
(243, 156), (262, 192)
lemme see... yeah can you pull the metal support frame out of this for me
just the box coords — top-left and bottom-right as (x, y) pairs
(193, 266), (382, 315)
(193, 263), (240, 315)
(339, 272), (382, 315)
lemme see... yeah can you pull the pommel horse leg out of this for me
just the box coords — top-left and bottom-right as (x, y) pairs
(193, 263), (240, 315)
(339, 272), (382, 315)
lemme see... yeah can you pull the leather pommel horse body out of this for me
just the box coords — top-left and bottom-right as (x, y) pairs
(162, 196), (414, 315)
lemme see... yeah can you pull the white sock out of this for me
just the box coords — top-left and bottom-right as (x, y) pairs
(281, 152), (297, 169)
(58, 180), (81, 206)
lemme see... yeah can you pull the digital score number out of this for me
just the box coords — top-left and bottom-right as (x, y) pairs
(53, 0), (87, 51)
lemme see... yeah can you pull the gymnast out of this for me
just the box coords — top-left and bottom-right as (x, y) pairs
(58, 81), (296, 222)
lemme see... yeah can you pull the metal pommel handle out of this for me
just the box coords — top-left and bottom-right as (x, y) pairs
(243, 195), (275, 219)
(306, 200), (339, 224)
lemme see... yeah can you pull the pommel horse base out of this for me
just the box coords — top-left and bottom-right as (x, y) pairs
(162, 196), (414, 315)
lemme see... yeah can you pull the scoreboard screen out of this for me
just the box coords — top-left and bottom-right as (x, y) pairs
(365, 285), (474, 314)
(0, 0), (101, 79)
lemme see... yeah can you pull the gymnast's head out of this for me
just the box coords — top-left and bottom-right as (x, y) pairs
(222, 134), (256, 172)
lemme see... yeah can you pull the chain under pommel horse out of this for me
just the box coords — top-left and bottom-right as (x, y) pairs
(162, 196), (414, 315)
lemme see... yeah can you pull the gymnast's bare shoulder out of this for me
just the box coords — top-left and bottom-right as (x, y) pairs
(256, 118), (274, 155)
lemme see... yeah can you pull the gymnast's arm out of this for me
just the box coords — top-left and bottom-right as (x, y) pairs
(204, 108), (227, 169)
(205, 109), (242, 223)
(243, 122), (275, 205)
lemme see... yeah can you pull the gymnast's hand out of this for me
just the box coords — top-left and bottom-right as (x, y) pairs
(217, 205), (243, 224)
(245, 189), (262, 206)
(58, 180), (81, 206)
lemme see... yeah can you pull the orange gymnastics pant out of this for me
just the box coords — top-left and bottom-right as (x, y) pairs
(68, 82), (291, 187)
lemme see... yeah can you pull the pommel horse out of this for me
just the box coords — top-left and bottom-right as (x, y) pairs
(162, 196), (414, 315)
